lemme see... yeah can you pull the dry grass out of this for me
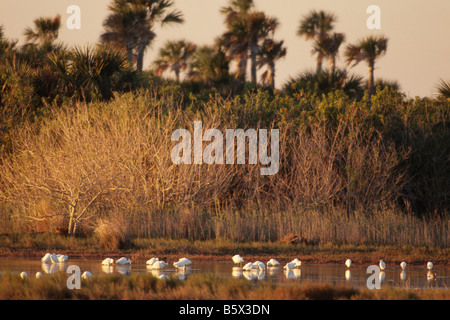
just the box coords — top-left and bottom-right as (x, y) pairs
(0, 272), (448, 300)
(93, 214), (132, 250)
(0, 92), (447, 248)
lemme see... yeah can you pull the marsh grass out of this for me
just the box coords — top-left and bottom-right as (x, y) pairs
(0, 272), (448, 300)
(0, 90), (448, 247)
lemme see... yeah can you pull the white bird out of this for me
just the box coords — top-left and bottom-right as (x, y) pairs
(146, 258), (159, 266)
(283, 262), (296, 270)
(82, 271), (93, 279)
(20, 272), (27, 279)
(267, 258), (280, 267)
(400, 262), (407, 270)
(50, 253), (59, 264)
(36, 272), (43, 279)
(41, 253), (51, 263)
(102, 258), (114, 266)
(151, 261), (168, 270)
(291, 258), (301, 267)
(345, 259), (352, 268)
(178, 257), (192, 266)
(116, 257), (132, 265)
(253, 261), (265, 271)
(57, 254), (68, 263)
(427, 261), (433, 270)
(232, 255), (244, 265)
(379, 260), (386, 270)
(242, 262), (254, 271)
(173, 260), (187, 269)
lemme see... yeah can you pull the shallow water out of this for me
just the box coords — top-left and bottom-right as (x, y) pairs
(0, 258), (448, 290)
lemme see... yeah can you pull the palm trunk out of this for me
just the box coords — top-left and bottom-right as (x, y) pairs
(136, 35), (153, 72)
(175, 69), (180, 82)
(126, 41), (134, 69)
(269, 63), (275, 90)
(368, 61), (375, 99)
(136, 43), (145, 72)
(316, 55), (323, 75)
(329, 56), (336, 74)
(237, 54), (247, 82)
(250, 42), (258, 84)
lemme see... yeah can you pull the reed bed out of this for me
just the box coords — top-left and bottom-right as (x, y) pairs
(0, 90), (448, 248)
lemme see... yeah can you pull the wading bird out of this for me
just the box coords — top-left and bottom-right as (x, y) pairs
(345, 259), (352, 268)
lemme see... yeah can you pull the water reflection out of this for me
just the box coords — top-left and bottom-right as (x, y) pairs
(116, 265), (131, 275)
(284, 269), (301, 279)
(400, 271), (407, 281)
(379, 271), (386, 283)
(345, 269), (351, 280)
(242, 269), (265, 281)
(232, 267), (243, 278)
(102, 265), (114, 274)
(1, 258), (448, 290)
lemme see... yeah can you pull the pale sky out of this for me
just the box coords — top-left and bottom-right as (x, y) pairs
(1, 0), (449, 97)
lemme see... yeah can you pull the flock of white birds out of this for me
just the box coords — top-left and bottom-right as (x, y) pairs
(15, 253), (437, 281)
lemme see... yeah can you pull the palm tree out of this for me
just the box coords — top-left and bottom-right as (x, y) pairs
(437, 79), (450, 99)
(345, 35), (389, 98)
(101, 0), (183, 71)
(313, 32), (345, 74)
(297, 10), (336, 75)
(256, 39), (287, 89)
(188, 44), (229, 86)
(153, 40), (197, 82)
(46, 45), (133, 101)
(23, 15), (61, 46)
(221, 0), (279, 84)
(283, 68), (364, 99)
(0, 26), (17, 61)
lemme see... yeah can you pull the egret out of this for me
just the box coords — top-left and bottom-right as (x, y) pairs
(427, 262), (433, 270)
(400, 262), (407, 270)
(178, 257), (192, 266)
(36, 272), (43, 279)
(267, 258), (280, 267)
(283, 262), (296, 270)
(242, 262), (254, 271)
(41, 253), (51, 264)
(20, 272), (27, 279)
(146, 258), (159, 266)
(173, 260), (187, 270)
(50, 253), (59, 264)
(82, 271), (93, 279)
(291, 258), (301, 268)
(254, 261), (265, 271)
(379, 260), (386, 270)
(151, 261), (168, 270)
(57, 254), (68, 263)
(116, 257), (132, 265)
(232, 255), (244, 265)
(102, 258), (114, 266)
(345, 259), (352, 268)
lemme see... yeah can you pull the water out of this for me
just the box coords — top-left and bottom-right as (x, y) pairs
(0, 258), (448, 290)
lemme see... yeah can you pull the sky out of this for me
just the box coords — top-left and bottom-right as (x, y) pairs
(1, 0), (449, 97)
